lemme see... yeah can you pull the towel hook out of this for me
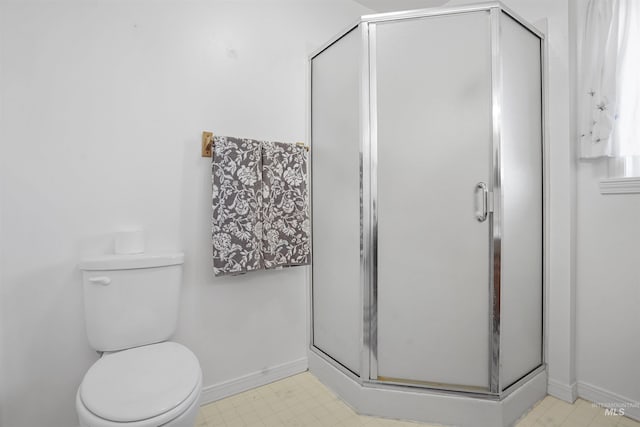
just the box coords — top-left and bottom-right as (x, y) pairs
(202, 131), (213, 157)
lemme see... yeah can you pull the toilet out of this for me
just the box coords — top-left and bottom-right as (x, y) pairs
(76, 253), (202, 427)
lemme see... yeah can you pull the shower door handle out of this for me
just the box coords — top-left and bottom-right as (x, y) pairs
(474, 182), (488, 222)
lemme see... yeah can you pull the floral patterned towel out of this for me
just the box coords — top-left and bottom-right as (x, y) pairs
(212, 137), (310, 276)
(212, 136), (263, 276)
(262, 141), (310, 269)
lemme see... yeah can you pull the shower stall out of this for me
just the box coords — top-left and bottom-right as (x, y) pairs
(309, 2), (546, 426)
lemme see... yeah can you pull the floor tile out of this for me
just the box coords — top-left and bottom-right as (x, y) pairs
(198, 372), (639, 427)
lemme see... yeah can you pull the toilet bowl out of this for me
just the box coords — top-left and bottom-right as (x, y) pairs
(76, 342), (202, 427)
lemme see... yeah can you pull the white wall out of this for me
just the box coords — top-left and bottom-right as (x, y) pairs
(445, 0), (577, 400)
(572, 0), (640, 416)
(0, 1), (367, 426)
(575, 161), (640, 408)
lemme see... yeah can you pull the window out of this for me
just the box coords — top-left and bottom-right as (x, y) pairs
(579, 0), (640, 184)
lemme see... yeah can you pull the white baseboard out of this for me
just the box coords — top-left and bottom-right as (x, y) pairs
(547, 379), (578, 403)
(200, 357), (308, 405)
(577, 381), (640, 422)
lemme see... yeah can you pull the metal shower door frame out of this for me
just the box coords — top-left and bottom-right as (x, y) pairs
(362, 3), (546, 396)
(307, 1), (547, 400)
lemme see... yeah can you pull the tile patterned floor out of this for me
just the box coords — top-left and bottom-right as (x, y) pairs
(196, 372), (640, 427)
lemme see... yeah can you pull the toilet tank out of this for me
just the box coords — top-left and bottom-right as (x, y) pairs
(78, 253), (184, 352)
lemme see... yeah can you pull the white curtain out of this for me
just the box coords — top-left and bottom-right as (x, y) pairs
(579, 0), (640, 159)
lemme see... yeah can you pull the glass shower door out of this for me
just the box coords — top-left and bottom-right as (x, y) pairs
(372, 11), (494, 390)
(499, 12), (544, 391)
(310, 28), (362, 375)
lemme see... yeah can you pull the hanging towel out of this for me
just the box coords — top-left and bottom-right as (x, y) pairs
(211, 136), (263, 276)
(261, 141), (310, 269)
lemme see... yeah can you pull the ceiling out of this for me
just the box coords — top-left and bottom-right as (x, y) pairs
(352, 0), (450, 13)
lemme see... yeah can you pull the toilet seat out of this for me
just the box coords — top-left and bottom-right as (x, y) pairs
(77, 342), (202, 427)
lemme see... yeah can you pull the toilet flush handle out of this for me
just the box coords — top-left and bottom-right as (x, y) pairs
(88, 276), (111, 286)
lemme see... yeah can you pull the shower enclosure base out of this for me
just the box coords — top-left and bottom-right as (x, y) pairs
(308, 350), (547, 427)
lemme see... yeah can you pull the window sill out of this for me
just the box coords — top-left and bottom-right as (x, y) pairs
(599, 177), (640, 194)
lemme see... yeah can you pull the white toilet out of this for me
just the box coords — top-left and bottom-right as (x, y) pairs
(76, 253), (202, 427)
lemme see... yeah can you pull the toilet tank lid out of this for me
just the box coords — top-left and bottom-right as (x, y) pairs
(79, 253), (184, 271)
